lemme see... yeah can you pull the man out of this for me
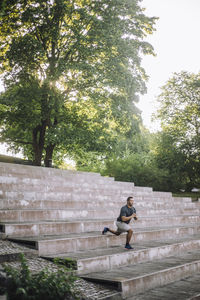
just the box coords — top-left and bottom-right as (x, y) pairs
(102, 196), (137, 250)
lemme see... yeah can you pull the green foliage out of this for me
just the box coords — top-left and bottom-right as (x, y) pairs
(104, 152), (169, 191)
(76, 71), (200, 193)
(0, 0), (157, 166)
(173, 192), (200, 200)
(2, 254), (79, 300)
(75, 124), (151, 171)
(154, 71), (200, 191)
(53, 257), (77, 270)
(152, 132), (189, 191)
(74, 151), (105, 173)
(75, 126), (173, 192)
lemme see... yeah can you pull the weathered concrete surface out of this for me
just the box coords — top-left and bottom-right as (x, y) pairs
(127, 273), (200, 300)
(6, 224), (200, 255)
(42, 235), (200, 274)
(0, 162), (200, 299)
(0, 209), (199, 224)
(2, 216), (199, 237)
(82, 249), (200, 298)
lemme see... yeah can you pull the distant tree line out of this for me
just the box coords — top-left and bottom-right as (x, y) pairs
(96, 71), (200, 192)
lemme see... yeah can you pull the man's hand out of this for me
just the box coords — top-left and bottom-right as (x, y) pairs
(133, 213), (138, 220)
(121, 213), (138, 222)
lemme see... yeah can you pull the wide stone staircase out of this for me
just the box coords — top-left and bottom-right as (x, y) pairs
(0, 162), (200, 299)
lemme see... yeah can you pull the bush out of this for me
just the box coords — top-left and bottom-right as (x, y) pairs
(104, 153), (171, 191)
(1, 254), (79, 300)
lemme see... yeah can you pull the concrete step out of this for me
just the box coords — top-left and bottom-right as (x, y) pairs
(0, 171), (110, 184)
(0, 183), (135, 197)
(1, 190), (192, 204)
(81, 249), (200, 298)
(0, 208), (119, 221)
(0, 178), (136, 192)
(0, 206), (200, 226)
(1, 215), (200, 237)
(0, 190), (136, 202)
(43, 235), (200, 275)
(0, 219), (114, 236)
(2, 189), (170, 200)
(138, 208), (199, 216)
(7, 224), (200, 255)
(0, 174), (139, 190)
(127, 272), (200, 300)
(0, 162), (103, 178)
(0, 163), (137, 189)
(0, 208), (118, 221)
(151, 191), (172, 197)
(1, 205), (198, 218)
(0, 207), (199, 223)
(0, 198), (196, 210)
(173, 196), (193, 203)
(135, 215), (200, 228)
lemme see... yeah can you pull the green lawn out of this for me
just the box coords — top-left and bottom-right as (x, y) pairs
(173, 192), (200, 201)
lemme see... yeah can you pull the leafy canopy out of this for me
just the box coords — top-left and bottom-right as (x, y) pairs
(154, 71), (200, 191)
(0, 0), (157, 165)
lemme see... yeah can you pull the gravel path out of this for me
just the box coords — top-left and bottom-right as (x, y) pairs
(0, 239), (120, 300)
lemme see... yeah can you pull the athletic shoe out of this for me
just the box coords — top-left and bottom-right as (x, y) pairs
(125, 244), (134, 250)
(102, 227), (109, 235)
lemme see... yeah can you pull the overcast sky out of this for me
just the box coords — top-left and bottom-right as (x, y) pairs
(138, 0), (200, 131)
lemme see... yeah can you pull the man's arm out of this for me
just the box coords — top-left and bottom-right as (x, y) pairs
(133, 208), (138, 220)
(121, 214), (136, 222)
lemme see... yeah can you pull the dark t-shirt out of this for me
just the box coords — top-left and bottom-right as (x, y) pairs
(117, 205), (136, 224)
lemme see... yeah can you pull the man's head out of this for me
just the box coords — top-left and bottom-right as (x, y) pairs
(127, 196), (134, 207)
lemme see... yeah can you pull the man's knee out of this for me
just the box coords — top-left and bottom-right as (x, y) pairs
(116, 231), (121, 236)
(128, 228), (133, 234)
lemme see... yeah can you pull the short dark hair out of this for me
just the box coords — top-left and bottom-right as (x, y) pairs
(127, 196), (133, 201)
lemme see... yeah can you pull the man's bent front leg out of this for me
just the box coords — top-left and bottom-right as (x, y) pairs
(126, 229), (133, 244)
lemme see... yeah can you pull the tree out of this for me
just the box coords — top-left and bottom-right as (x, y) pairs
(152, 131), (189, 192)
(154, 71), (200, 191)
(74, 112), (149, 170)
(0, 0), (156, 166)
(98, 127), (170, 191)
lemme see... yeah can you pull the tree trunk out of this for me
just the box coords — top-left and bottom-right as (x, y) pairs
(32, 121), (47, 166)
(33, 150), (43, 166)
(44, 144), (55, 167)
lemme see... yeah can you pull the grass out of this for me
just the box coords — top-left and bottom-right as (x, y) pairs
(172, 192), (200, 201)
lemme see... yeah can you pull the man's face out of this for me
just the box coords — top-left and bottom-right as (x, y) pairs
(128, 198), (134, 207)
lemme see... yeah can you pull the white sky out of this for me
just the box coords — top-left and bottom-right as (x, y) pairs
(1, 0), (200, 154)
(138, 0), (200, 131)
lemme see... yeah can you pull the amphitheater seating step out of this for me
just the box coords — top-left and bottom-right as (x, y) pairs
(42, 234), (200, 275)
(1, 219), (199, 238)
(82, 249), (200, 298)
(6, 224), (200, 256)
(127, 272), (200, 300)
(0, 162), (200, 299)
